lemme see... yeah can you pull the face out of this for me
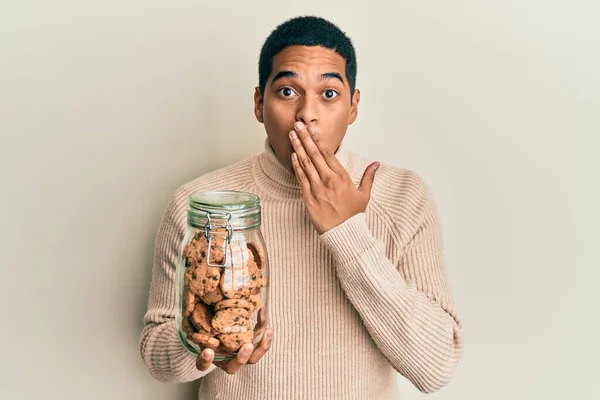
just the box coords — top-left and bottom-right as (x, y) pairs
(254, 45), (360, 172)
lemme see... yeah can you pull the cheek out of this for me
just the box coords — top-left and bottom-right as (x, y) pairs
(263, 101), (294, 131)
(320, 107), (349, 135)
(262, 103), (295, 153)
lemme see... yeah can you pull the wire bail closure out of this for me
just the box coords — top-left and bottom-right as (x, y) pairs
(204, 211), (233, 268)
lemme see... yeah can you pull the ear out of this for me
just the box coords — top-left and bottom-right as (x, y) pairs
(254, 87), (264, 123)
(348, 89), (360, 125)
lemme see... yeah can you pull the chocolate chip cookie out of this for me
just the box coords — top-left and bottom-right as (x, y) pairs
(190, 302), (215, 333)
(214, 298), (254, 312)
(190, 333), (220, 348)
(183, 287), (198, 317)
(247, 242), (265, 269)
(211, 308), (251, 334)
(220, 264), (252, 299)
(199, 285), (225, 305)
(218, 330), (254, 353)
(186, 262), (221, 297)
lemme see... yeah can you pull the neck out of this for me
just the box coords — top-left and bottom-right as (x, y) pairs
(253, 138), (351, 199)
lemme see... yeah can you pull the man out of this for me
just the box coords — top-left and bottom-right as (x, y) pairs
(140, 15), (464, 399)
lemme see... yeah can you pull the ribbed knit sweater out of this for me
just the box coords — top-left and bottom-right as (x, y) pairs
(140, 139), (464, 399)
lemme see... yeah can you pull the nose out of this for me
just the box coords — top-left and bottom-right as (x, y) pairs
(295, 95), (318, 126)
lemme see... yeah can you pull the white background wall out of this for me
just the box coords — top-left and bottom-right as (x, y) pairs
(1, 1), (598, 399)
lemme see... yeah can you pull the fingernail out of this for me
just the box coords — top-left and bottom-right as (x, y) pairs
(242, 345), (253, 355)
(266, 330), (273, 340)
(202, 350), (212, 360)
(294, 121), (305, 131)
(290, 130), (298, 140)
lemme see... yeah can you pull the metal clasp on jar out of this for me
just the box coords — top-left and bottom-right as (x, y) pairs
(204, 211), (233, 268)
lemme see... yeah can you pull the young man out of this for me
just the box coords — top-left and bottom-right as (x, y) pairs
(140, 16), (464, 399)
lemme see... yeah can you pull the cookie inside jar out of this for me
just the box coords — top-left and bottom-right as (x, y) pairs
(181, 228), (268, 357)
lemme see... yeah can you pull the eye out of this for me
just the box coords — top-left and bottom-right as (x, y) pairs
(277, 87), (297, 98)
(323, 89), (339, 100)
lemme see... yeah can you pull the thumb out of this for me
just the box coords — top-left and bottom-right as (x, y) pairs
(358, 162), (380, 195)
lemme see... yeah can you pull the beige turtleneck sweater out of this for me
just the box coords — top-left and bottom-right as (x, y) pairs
(140, 139), (464, 399)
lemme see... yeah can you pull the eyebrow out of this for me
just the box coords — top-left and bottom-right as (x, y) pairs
(320, 72), (345, 85)
(271, 70), (345, 85)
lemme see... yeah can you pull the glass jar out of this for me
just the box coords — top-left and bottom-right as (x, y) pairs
(175, 190), (269, 361)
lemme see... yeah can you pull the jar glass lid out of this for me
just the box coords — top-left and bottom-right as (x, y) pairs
(188, 190), (261, 230)
(190, 191), (259, 211)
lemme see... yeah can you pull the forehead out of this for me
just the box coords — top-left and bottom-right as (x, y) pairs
(271, 45), (346, 76)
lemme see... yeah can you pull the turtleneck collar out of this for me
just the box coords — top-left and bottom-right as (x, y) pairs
(252, 138), (351, 200)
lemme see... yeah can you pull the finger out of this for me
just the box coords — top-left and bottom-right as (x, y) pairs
(247, 328), (273, 364)
(293, 122), (334, 179)
(220, 343), (254, 375)
(310, 129), (347, 175)
(358, 162), (380, 196)
(196, 348), (214, 371)
(291, 152), (312, 193)
(290, 129), (321, 185)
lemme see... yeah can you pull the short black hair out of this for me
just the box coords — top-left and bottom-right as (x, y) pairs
(258, 16), (357, 97)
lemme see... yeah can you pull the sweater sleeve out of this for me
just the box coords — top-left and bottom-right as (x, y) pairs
(139, 191), (215, 382)
(318, 182), (464, 393)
